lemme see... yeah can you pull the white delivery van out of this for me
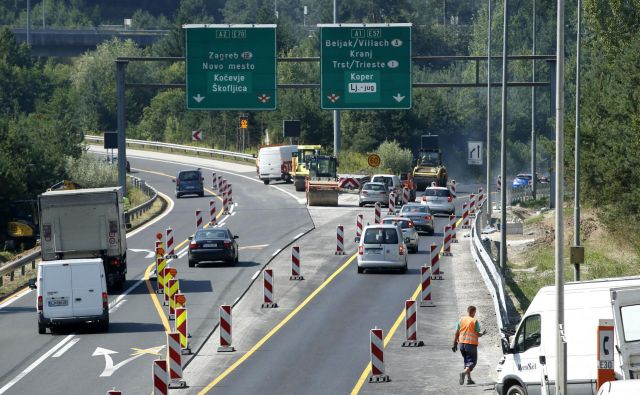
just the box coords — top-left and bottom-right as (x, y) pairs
(257, 145), (296, 185)
(496, 277), (640, 395)
(371, 174), (404, 203)
(35, 258), (109, 334)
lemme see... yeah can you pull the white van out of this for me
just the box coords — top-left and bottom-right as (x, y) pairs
(371, 174), (404, 203)
(496, 277), (640, 395)
(35, 258), (109, 334)
(257, 145), (297, 185)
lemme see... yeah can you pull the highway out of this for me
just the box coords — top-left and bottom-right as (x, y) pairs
(0, 147), (495, 394)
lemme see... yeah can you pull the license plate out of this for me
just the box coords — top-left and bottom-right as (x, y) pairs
(48, 299), (68, 307)
(203, 243), (218, 248)
(366, 248), (382, 254)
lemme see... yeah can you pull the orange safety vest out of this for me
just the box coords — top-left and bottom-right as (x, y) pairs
(458, 316), (479, 345)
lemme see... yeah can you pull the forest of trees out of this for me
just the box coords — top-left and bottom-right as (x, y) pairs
(1, 0), (640, 236)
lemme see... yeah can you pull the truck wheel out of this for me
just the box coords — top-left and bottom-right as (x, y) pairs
(263, 179), (270, 185)
(506, 385), (525, 395)
(38, 323), (46, 334)
(98, 319), (109, 333)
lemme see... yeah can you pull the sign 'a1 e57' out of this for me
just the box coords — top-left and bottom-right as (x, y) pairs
(183, 24), (277, 110)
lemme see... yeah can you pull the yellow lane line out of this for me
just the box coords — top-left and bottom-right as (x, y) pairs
(350, 217), (465, 394)
(198, 254), (358, 394)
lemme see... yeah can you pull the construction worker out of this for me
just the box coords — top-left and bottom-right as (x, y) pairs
(452, 305), (486, 385)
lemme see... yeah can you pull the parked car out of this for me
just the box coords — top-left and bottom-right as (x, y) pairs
(174, 169), (204, 198)
(358, 182), (390, 207)
(381, 217), (419, 253)
(421, 186), (455, 215)
(188, 227), (239, 267)
(398, 203), (434, 234)
(356, 224), (408, 274)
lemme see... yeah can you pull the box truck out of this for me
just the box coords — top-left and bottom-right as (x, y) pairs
(38, 187), (128, 290)
(256, 145), (296, 185)
(496, 277), (640, 395)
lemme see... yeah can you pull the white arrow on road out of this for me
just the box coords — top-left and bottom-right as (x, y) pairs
(92, 345), (165, 377)
(193, 94), (205, 103)
(392, 93), (405, 103)
(129, 248), (155, 259)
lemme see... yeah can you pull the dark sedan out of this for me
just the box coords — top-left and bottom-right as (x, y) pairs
(188, 227), (239, 267)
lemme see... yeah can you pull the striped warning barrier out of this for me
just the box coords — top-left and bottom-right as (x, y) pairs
(218, 305), (235, 352)
(497, 175), (502, 192)
(152, 359), (168, 395)
(469, 193), (476, 218)
(290, 245), (303, 280)
(402, 300), (424, 347)
(335, 225), (345, 255)
(222, 179), (229, 214)
(402, 187), (409, 205)
(368, 328), (390, 383)
(374, 202), (381, 224)
(164, 267), (177, 306)
(261, 269), (277, 308)
(167, 332), (186, 388)
(211, 172), (217, 190)
(165, 228), (177, 259)
(449, 214), (458, 243)
(420, 265), (434, 307)
(174, 293), (186, 311)
(195, 209), (203, 230)
(209, 199), (217, 225)
(449, 179), (457, 198)
(175, 307), (191, 354)
(478, 187), (485, 208)
(168, 279), (179, 320)
(388, 193), (396, 214)
(442, 225), (452, 256)
(462, 202), (470, 229)
(430, 243), (443, 280)
(155, 241), (165, 294)
(228, 183), (233, 205)
(355, 214), (363, 241)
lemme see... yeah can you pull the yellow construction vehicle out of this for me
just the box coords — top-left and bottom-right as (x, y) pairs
(306, 155), (339, 206)
(292, 145), (322, 191)
(412, 135), (448, 190)
(6, 200), (38, 251)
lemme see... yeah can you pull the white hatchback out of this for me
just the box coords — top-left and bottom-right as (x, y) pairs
(356, 224), (408, 274)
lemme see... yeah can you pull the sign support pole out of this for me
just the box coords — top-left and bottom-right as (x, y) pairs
(116, 59), (128, 195)
(333, 0), (341, 156)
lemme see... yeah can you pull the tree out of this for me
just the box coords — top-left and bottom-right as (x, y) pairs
(377, 140), (413, 174)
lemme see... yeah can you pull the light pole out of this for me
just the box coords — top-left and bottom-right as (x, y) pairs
(531, 0), (537, 199)
(26, 0), (31, 45)
(485, 0), (492, 222)
(499, 0), (508, 275)
(572, 0), (583, 282)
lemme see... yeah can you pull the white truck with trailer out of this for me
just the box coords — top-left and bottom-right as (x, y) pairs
(35, 258), (109, 334)
(38, 187), (128, 290)
(496, 277), (640, 395)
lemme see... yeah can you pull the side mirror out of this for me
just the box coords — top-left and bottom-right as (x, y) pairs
(188, 236), (193, 241)
(125, 222), (132, 230)
(539, 355), (546, 365)
(233, 235), (239, 239)
(500, 337), (512, 354)
(28, 278), (37, 289)
(354, 236), (361, 243)
(172, 179), (176, 183)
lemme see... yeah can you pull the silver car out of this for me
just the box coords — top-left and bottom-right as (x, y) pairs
(356, 224), (408, 273)
(359, 182), (390, 207)
(381, 217), (419, 253)
(421, 187), (455, 215)
(398, 203), (434, 235)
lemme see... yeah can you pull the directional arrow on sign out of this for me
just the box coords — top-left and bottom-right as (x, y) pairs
(92, 345), (165, 377)
(193, 94), (205, 103)
(392, 93), (405, 102)
(192, 130), (203, 141)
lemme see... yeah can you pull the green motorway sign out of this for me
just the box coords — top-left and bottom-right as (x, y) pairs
(184, 24), (277, 110)
(319, 24), (412, 110)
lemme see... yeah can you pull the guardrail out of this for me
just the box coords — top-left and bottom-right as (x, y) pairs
(1, 175), (159, 293)
(85, 135), (255, 163)
(469, 208), (510, 330)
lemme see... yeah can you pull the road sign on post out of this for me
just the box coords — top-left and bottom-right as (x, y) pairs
(184, 24), (277, 110)
(468, 141), (483, 165)
(319, 23), (412, 110)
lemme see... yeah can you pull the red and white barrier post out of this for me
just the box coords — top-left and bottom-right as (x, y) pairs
(335, 225), (345, 255)
(261, 269), (278, 308)
(152, 360), (168, 395)
(449, 214), (458, 243)
(374, 202), (381, 224)
(420, 265), (434, 307)
(168, 278), (179, 319)
(218, 305), (235, 352)
(355, 214), (364, 241)
(478, 187), (485, 208)
(217, 175), (223, 192)
(449, 179), (457, 198)
(195, 209), (203, 230)
(462, 202), (470, 229)
(211, 172), (217, 190)
(175, 307), (191, 354)
(222, 179), (229, 214)
(209, 199), (217, 225)
(290, 245), (303, 280)
(431, 243), (443, 279)
(442, 225), (452, 256)
(402, 300), (424, 347)
(368, 328), (390, 382)
(469, 193), (476, 217)
(228, 183), (233, 205)
(402, 187), (409, 205)
(388, 193), (396, 214)
(165, 227), (177, 259)
(167, 332), (186, 388)
(155, 241), (165, 294)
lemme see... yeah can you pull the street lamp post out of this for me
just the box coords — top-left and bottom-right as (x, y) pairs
(499, 0), (508, 275)
(486, 0), (492, 222)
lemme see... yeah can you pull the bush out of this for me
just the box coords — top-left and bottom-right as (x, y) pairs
(65, 154), (117, 188)
(377, 140), (413, 174)
(337, 151), (370, 174)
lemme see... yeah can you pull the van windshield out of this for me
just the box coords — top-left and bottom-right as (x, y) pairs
(363, 228), (399, 244)
(621, 304), (640, 342)
(372, 177), (392, 187)
(179, 171), (200, 181)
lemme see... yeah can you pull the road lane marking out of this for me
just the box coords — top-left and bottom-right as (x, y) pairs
(51, 337), (80, 358)
(238, 244), (269, 251)
(350, 218), (463, 394)
(271, 248), (282, 257)
(293, 232), (305, 241)
(0, 288), (33, 309)
(109, 298), (127, 314)
(0, 335), (75, 394)
(198, 253), (357, 394)
(250, 271), (260, 281)
(92, 345), (165, 377)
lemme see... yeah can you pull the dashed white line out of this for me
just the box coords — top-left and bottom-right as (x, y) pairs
(51, 338), (80, 358)
(109, 298), (127, 314)
(251, 271), (260, 280)
(271, 248), (282, 257)
(293, 232), (305, 241)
